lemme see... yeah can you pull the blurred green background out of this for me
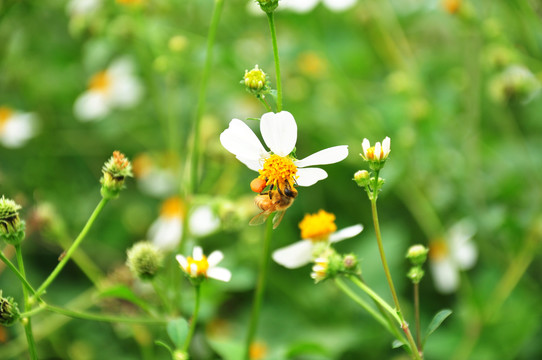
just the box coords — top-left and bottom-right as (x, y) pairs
(1, 0), (542, 359)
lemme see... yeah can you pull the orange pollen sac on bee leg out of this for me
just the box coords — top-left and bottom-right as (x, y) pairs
(250, 177), (267, 193)
(258, 154), (298, 190)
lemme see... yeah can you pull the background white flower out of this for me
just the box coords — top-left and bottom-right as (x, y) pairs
(176, 246), (231, 282)
(148, 197), (184, 251)
(429, 219), (478, 294)
(0, 106), (38, 148)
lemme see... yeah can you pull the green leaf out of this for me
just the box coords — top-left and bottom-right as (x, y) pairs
(155, 340), (173, 355)
(285, 342), (329, 358)
(98, 285), (151, 313)
(424, 309), (452, 345)
(207, 339), (244, 360)
(167, 318), (189, 349)
(392, 339), (406, 349)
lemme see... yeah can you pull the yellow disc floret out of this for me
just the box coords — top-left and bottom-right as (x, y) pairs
(429, 239), (449, 261)
(0, 106), (13, 131)
(186, 255), (209, 276)
(299, 210), (337, 241)
(259, 154), (298, 192)
(89, 71), (111, 93)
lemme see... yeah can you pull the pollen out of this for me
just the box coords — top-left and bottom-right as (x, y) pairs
(429, 239), (449, 261)
(259, 154), (298, 191)
(186, 255), (209, 276)
(160, 197), (184, 219)
(299, 210), (337, 241)
(0, 106), (13, 130)
(89, 70), (111, 93)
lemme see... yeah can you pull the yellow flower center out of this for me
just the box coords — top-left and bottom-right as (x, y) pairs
(186, 255), (209, 276)
(299, 210), (337, 241)
(160, 197), (184, 219)
(89, 70), (111, 93)
(429, 239), (449, 261)
(259, 154), (298, 192)
(249, 341), (268, 360)
(0, 106), (13, 131)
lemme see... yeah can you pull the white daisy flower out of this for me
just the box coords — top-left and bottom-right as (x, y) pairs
(361, 136), (391, 162)
(429, 219), (478, 294)
(74, 58), (143, 121)
(189, 205), (220, 238)
(176, 246), (231, 282)
(272, 210), (363, 268)
(148, 197), (184, 251)
(0, 106), (38, 148)
(220, 111), (348, 190)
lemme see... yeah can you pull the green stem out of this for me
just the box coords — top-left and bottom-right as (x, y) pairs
(42, 304), (168, 324)
(15, 245), (38, 360)
(34, 198), (109, 299)
(258, 95), (272, 112)
(349, 275), (400, 325)
(370, 199), (422, 360)
(335, 277), (404, 342)
(267, 11), (282, 112)
(189, 0), (224, 194)
(182, 284), (201, 352)
(414, 282), (422, 351)
(0, 249), (37, 296)
(244, 217), (273, 360)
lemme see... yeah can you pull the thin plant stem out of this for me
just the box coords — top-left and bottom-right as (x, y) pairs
(244, 217), (273, 360)
(189, 0), (224, 194)
(42, 304), (168, 324)
(266, 12), (282, 112)
(15, 245), (38, 360)
(414, 282), (422, 351)
(0, 250), (37, 296)
(370, 196), (422, 360)
(258, 96), (272, 112)
(348, 275), (400, 325)
(34, 198), (109, 299)
(182, 284), (201, 352)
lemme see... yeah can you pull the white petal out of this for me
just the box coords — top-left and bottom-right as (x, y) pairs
(453, 241), (478, 270)
(190, 263), (198, 276)
(329, 224), (363, 243)
(74, 91), (110, 121)
(295, 167), (328, 186)
(236, 154), (266, 172)
(110, 76), (143, 108)
(192, 246), (203, 260)
(260, 111), (297, 156)
(382, 137), (391, 155)
(294, 145), (348, 168)
(0, 113), (37, 148)
(220, 119), (268, 167)
(207, 267), (232, 282)
(272, 240), (314, 269)
(375, 142), (382, 158)
(430, 259), (459, 294)
(189, 205), (220, 237)
(322, 0), (357, 12)
(148, 217), (182, 251)
(175, 255), (188, 270)
(361, 138), (370, 156)
(207, 250), (224, 267)
(281, 0), (319, 12)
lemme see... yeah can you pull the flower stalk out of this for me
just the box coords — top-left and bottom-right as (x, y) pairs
(182, 284), (201, 352)
(15, 244), (38, 360)
(267, 11), (282, 112)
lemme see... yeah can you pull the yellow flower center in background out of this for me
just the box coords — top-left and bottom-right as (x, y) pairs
(259, 154), (298, 191)
(160, 197), (184, 219)
(249, 341), (268, 360)
(132, 153), (152, 178)
(429, 239), (449, 261)
(186, 255), (209, 276)
(89, 71), (111, 93)
(299, 210), (337, 241)
(0, 106), (13, 131)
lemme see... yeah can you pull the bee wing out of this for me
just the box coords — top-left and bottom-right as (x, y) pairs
(272, 210), (287, 229)
(249, 211), (271, 226)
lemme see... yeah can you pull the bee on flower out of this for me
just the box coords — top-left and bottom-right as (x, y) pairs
(220, 111), (348, 228)
(272, 210), (363, 268)
(176, 246), (231, 283)
(0, 106), (38, 148)
(429, 220), (478, 294)
(74, 58), (143, 121)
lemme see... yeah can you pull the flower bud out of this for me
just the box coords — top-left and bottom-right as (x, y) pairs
(0, 291), (20, 327)
(0, 196), (25, 245)
(489, 65), (541, 104)
(406, 244), (429, 266)
(243, 65), (270, 97)
(256, 0), (279, 13)
(126, 241), (163, 281)
(353, 170), (370, 187)
(101, 151), (133, 199)
(407, 266), (425, 284)
(360, 137), (391, 171)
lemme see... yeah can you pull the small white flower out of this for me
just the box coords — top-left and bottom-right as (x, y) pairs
(67, 0), (101, 16)
(148, 197), (184, 251)
(361, 136), (391, 162)
(74, 58), (143, 121)
(0, 106), (38, 148)
(429, 220), (478, 294)
(176, 246), (231, 282)
(189, 205), (220, 237)
(220, 111), (348, 188)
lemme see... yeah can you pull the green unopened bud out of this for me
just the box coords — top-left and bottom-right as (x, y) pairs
(342, 253), (361, 276)
(126, 241), (163, 281)
(0, 291), (20, 327)
(406, 244), (429, 266)
(353, 170), (370, 187)
(407, 266), (425, 284)
(243, 65), (270, 97)
(0, 196), (25, 245)
(256, 0), (279, 13)
(101, 151), (133, 199)
(311, 248), (342, 283)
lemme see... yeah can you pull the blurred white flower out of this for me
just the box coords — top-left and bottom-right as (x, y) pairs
(67, 0), (101, 17)
(148, 197), (184, 251)
(429, 220), (478, 294)
(272, 210), (363, 268)
(176, 246), (231, 282)
(74, 58), (143, 121)
(132, 153), (178, 198)
(189, 205), (220, 237)
(0, 106), (38, 148)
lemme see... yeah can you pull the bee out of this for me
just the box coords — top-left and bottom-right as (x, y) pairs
(249, 180), (298, 229)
